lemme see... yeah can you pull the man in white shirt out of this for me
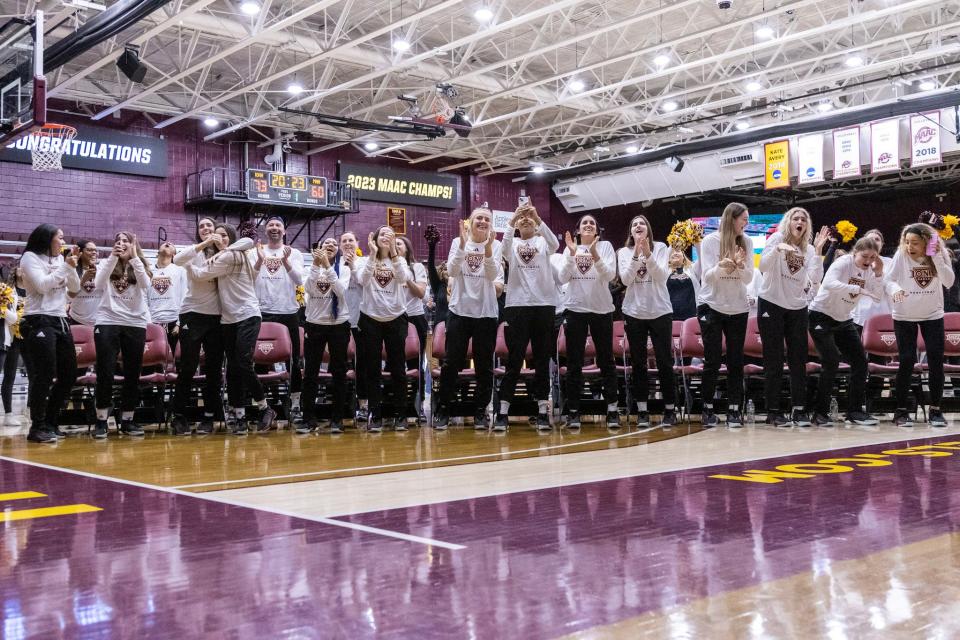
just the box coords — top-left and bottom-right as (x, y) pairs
(254, 216), (305, 417)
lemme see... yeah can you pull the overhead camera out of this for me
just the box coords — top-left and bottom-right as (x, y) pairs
(716, 0), (732, 8)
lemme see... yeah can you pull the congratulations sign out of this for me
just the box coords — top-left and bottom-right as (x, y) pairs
(910, 112), (941, 168)
(832, 127), (861, 179)
(0, 125), (168, 177)
(339, 162), (459, 208)
(764, 140), (790, 190)
(870, 118), (900, 174)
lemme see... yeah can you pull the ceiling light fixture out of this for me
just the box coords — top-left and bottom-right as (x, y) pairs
(816, 101), (834, 112)
(745, 80), (763, 92)
(653, 53), (671, 68)
(364, 141), (380, 151)
(473, 7), (494, 22)
(845, 55), (864, 68)
(240, 1), (260, 15)
(393, 39), (411, 52)
(919, 80), (937, 91)
(662, 100), (678, 112)
(203, 117), (218, 127)
(756, 25), (775, 39)
(735, 120), (750, 131)
(532, 165), (545, 174)
(569, 78), (585, 92)
(287, 80), (304, 95)
(625, 144), (639, 153)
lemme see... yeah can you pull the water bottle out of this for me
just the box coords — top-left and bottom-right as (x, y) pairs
(745, 399), (755, 426)
(829, 397), (840, 424)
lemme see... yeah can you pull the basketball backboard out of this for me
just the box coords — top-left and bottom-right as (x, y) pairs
(0, 11), (45, 145)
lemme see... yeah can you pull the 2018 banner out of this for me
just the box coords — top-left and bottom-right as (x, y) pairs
(910, 112), (941, 168)
(797, 134), (824, 185)
(870, 118), (900, 174)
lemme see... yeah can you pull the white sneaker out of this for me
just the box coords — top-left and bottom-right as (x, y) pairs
(3, 414), (20, 427)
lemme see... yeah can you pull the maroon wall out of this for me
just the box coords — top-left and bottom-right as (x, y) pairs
(0, 110), (552, 260)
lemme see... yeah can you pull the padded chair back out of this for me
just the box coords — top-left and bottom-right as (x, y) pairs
(71, 324), (96, 368)
(255, 321), (293, 365)
(680, 316), (726, 359)
(141, 323), (170, 368)
(744, 316), (763, 360)
(862, 313), (899, 358)
(942, 312), (960, 357)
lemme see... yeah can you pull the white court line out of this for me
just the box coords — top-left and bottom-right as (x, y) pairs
(0, 455), (465, 550)
(171, 427), (652, 490)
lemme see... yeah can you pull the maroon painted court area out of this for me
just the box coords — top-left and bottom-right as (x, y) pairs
(2, 434), (960, 639)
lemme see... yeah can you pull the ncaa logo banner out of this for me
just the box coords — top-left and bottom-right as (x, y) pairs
(797, 134), (824, 185)
(910, 112), (941, 168)
(764, 140), (790, 190)
(870, 118), (901, 174)
(832, 126), (861, 179)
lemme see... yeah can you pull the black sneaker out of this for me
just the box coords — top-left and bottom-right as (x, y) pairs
(257, 407), (277, 433)
(231, 419), (248, 435)
(660, 409), (677, 429)
(355, 405), (370, 424)
(606, 411), (621, 429)
(295, 418), (318, 434)
(894, 411), (914, 427)
(791, 410), (811, 428)
(289, 406), (303, 424)
(93, 420), (108, 439)
(329, 420), (344, 434)
(433, 410), (449, 431)
(766, 412), (791, 429)
(702, 411), (719, 428)
(727, 411), (744, 429)
(368, 418), (382, 433)
(172, 415), (191, 437)
(636, 411), (650, 427)
(534, 412), (551, 431)
(395, 417), (408, 432)
(196, 418), (214, 435)
(566, 412), (581, 429)
(26, 430), (57, 443)
(493, 413), (508, 432)
(846, 411), (879, 426)
(120, 420), (144, 436)
(929, 409), (947, 427)
(473, 410), (488, 430)
(811, 413), (834, 427)
(52, 426), (66, 439)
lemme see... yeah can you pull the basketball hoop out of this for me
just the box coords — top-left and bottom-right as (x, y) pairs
(31, 123), (77, 172)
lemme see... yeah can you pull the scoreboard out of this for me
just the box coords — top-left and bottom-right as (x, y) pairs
(246, 169), (328, 207)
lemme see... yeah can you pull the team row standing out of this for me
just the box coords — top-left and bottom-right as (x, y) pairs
(12, 204), (955, 442)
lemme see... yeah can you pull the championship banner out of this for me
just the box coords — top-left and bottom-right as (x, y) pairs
(870, 118), (900, 174)
(797, 134), (824, 185)
(910, 112), (941, 168)
(339, 161), (459, 208)
(764, 140), (790, 190)
(832, 127), (861, 179)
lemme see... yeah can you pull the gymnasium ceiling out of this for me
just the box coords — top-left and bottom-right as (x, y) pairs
(5, 0), (960, 176)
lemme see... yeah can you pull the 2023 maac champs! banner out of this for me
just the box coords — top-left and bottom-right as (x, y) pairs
(910, 112), (942, 168)
(339, 161), (459, 208)
(0, 126), (168, 177)
(797, 134), (824, 185)
(832, 127), (861, 179)
(870, 118), (901, 174)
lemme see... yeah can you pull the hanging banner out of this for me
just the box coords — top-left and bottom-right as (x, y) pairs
(338, 161), (459, 208)
(797, 134), (824, 185)
(910, 112), (941, 168)
(832, 127), (861, 179)
(870, 118), (900, 174)
(764, 140), (790, 190)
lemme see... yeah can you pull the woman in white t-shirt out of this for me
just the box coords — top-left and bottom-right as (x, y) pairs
(68, 239), (102, 327)
(148, 240), (186, 355)
(433, 207), (503, 430)
(696, 202), (754, 428)
(92, 232), (152, 439)
(558, 214), (618, 428)
(884, 223), (955, 427)
(756, 207), (822, 428)
(396, 235), (429, 419)
(617, 215), (676, 429)
(356, 226), (412, 432)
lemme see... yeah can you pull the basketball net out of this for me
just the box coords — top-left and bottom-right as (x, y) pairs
(31, 123), (77, 171)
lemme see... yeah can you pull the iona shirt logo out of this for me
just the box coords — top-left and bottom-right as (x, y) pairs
(465, 252), (485, 273)
(152, 276), (171, 295)
(264, 257), (283, 275)
(635, 263), (648, 282)
(112, 278), (130, 294)
(316, 281), (331, 295)
(517, 243), (538, 265)
(912, 266), (934, 289)
(847, 276), (865, 298)
(81, 270), (97, 293)
(374, 266), (394, 288)
(575, 254), (593, 275)
(785, 253), (805, 275)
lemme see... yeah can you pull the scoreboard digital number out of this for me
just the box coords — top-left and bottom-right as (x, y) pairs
(246, 169), (328, 207)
